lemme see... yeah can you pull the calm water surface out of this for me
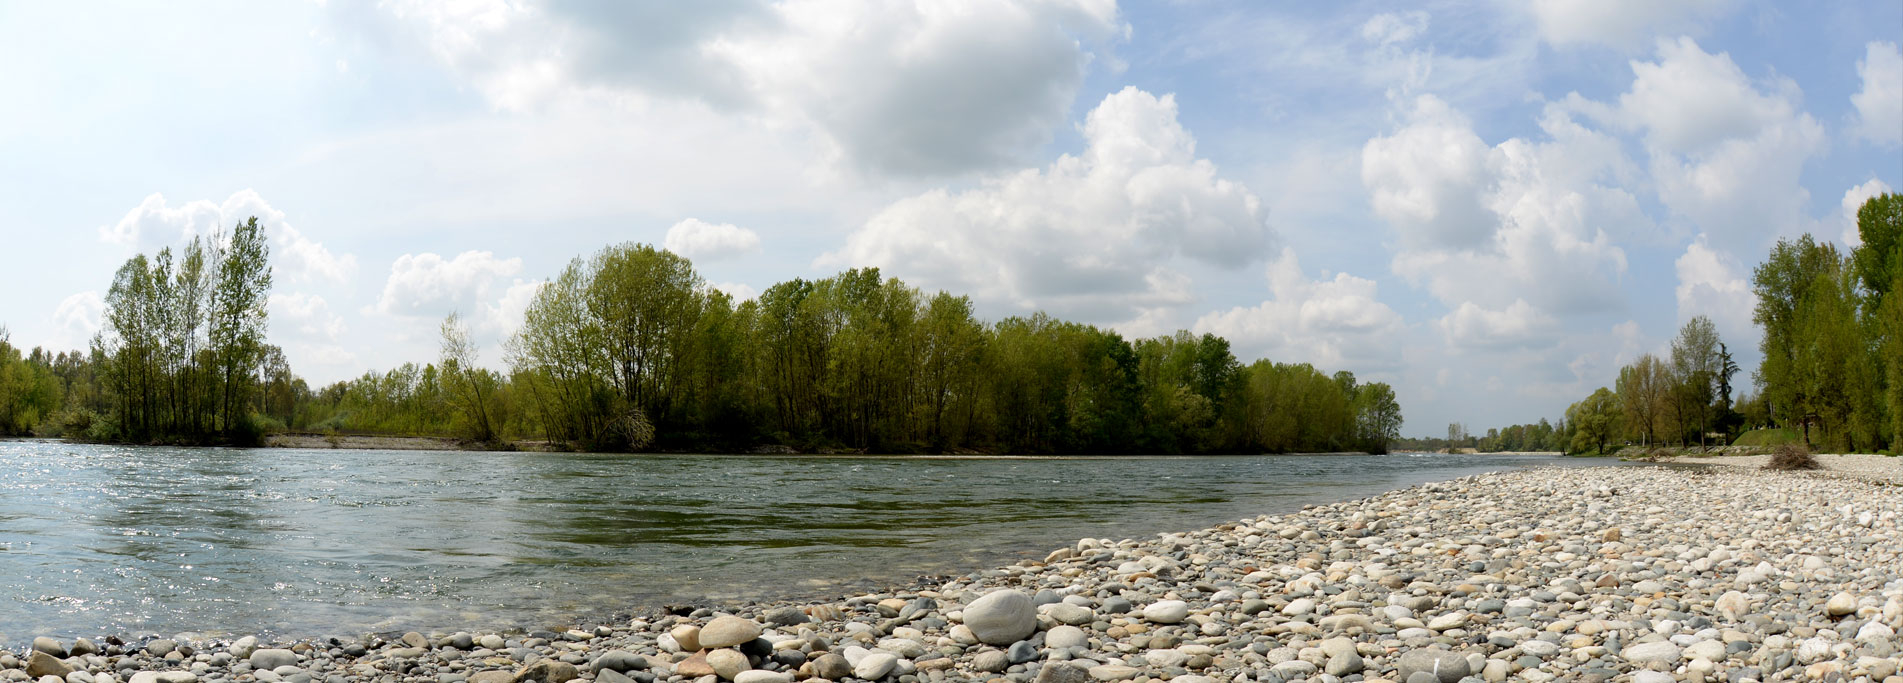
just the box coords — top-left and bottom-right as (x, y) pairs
(0, 440), (1618, 643)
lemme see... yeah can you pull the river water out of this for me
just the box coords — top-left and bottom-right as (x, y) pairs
(0, 440), (1616, 644)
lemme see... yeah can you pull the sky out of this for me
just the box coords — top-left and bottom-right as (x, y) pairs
(1, 0), (1899, 436)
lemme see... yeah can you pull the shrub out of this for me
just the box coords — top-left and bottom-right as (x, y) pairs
(1763, 442), (1820, 471)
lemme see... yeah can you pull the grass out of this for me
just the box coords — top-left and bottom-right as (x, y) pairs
(1733, 428), (1802, 448)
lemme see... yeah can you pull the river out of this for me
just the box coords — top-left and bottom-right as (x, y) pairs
(0, 440), (1617, 644)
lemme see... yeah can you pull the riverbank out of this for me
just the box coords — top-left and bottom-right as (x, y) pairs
(257, 432), (1382, 457)
(7, 462), (1899, 683)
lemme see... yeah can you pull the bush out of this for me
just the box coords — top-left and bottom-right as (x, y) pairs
(1763, 442), (1820, 470)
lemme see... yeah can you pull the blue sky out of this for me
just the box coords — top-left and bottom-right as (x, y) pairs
(1, 0), (1898, 436)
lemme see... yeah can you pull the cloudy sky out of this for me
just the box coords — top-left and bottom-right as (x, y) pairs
(2, 1), (1898, 436)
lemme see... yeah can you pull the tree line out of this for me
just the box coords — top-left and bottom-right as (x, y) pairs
(1471, 193), (1901, 455)
(2, 234), (1405, 455)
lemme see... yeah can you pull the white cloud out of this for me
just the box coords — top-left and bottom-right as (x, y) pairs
(483, 279), (545, 337)
(1360, 95), (1493, 250)
(1842, 178), (1894, 247)
(269, 292), (359, 374)
(372, 251), (524, 318)
(1359, 11), (1427, 47)
(822, 86), (1273, 326)
(1596, 37), (1825, 251)
(1528, 0), (1736, 50)
(1363, 95), (1634, 317)
(664, 218), (762, 261)
(96, 190), (357, 284)
(1852, 41), (1902, 145)
(1438, 299), (1559, 350)
(270, 292), (347, 342)
(1673, 236), (1754, 344)
(711, 281), (760, 302)
(349, 0), (1124, 176)
(1192, 249), (1404, 371)
(47, 291), (103, 352)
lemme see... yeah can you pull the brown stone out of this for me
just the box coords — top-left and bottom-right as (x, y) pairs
(675, 651), (716, 678)
(26, 652), (73, 679)
(513, 659), (580, 683)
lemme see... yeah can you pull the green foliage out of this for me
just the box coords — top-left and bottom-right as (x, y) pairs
(28, 235), (1403, 455)
(1732, 427), (1800, 447)
(1565, 387), (1620, 455)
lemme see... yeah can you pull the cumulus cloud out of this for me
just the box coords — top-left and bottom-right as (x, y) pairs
(664, 218), (761, 260)
(372, 251), (524, 318)
(1438, 299), (1560, 351)
(1192, 249), (1404, 371)
(1361, 96), (1493, 250)
(711, 281), (760, 302)
(1362, 95), (1635, 317)
(269, 292), (358, 372)
(1594, 37), (1825, 250)
(271, 292), (347, 342)
(1673, 236), (1754, 344)
(1528, 0), (1736, 50)
(1841, 178), (1894, 247)
(47, 292), (104, 353)
(822, 86), (1274, 326)
(485, 279), (545, 337)
(1852, 41), (1902, 145)
(346, 0), (1123, 176)
(97, 190), (357, 284)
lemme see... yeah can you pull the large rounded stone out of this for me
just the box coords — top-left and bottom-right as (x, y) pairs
(962, 589), (1037, 645)
(812, 653), (851, 680)
(700, 616), (763, 649)
(25, 652), (72, 679)
(592, 651), (647, 673)
(854, 652), (898, 680)
(669, 625), (702, 652)
(249, 649), (299, 671)
(1825, 592), (1857, 617)
(1621, 641), (1682, 665)
(1045, 625), (1089, 650)
(31, 637), (67, 658)
(705, 649), (749, 680)
(1142, 600), (1190, 624)
(1397, 649), (1470, 683)
(514, 658), (580, 683)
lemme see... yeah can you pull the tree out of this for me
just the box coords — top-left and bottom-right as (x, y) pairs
(1566, 387), (1620, 455)
(440, 311), (499, 443)
(1669, 315), (1722, 449)
(210, 217), (272, 437)
(1617, 353), (1669, 447)
(1753, 235), (1839, 436)
(1352, 382), (1402, 453)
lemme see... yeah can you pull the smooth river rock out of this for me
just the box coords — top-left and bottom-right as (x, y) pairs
(963, 589), (1038, 645)
(1142, 599), (1190, 624)
(699, 616), (763, 649)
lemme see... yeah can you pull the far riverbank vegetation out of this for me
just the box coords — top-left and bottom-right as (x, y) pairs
(1429, 193), (1901, 457)
(0, 237), (1403, 455)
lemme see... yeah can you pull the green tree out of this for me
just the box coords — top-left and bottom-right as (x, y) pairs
(440, 311), (500, 443)
(210, 218), (272, 438)
(1565, 387), (1620, 455)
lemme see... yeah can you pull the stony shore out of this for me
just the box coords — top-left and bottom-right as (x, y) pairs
(7, 462), (1900, 683)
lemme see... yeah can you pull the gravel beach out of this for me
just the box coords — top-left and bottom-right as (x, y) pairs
(8, 462), (1899, 683)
